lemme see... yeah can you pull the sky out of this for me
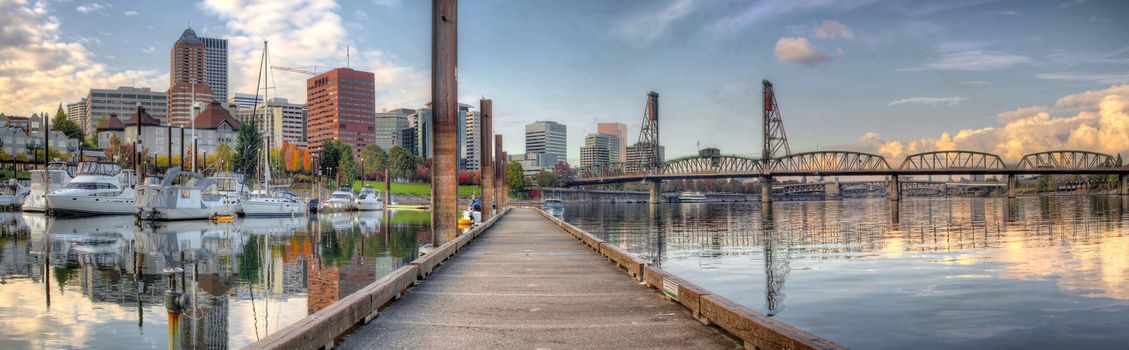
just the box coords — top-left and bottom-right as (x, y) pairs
(2, 0), (1129, 163)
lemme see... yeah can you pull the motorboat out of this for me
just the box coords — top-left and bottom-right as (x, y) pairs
(542, 198), (564, 218)
(461, 197), (483, 226)
(678, 191), (709, 203)
(240, 188), (304, 217)
(46, 162), (136, 216)
(22, 162), (73, 212)
(321, 188), (356, 212)
(0, 179), (29, 206)
(354, 185), (385, 211)
(135, 168), (237, 220)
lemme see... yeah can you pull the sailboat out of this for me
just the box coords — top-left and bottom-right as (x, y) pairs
(238, 41), (304, 217)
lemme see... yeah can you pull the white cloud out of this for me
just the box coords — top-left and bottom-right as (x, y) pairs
(615, 0), (699, 44)
(902, 50), (1031, 71)
(774, 37), (839, 65)
(373, 0), (400, 8)
(1037, 72), (1129, 85)
(815, 20), (853, 39)
(75, 2), (109, 14)
(887, 96), (965, 106)
(199, 0), (427, 109)
(1058, 0), (1086, 8)
(851, 85), (1129, 161)
(1000, 10), (1021, 16)
(123, 10), (137, 16)
(0, 0), (163, 115)
(142, 46), (155, 54)
(713, 0), (880, 35)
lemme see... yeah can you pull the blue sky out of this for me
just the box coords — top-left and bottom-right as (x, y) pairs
(2, 0), (1129, 162)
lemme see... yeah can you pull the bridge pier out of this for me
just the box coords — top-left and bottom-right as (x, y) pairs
(761, 176), (773, 203)
(1120, 174), (1128, 196)
(824, 181), (840, 200)
(1007, 174), (1017, 198)
(888, 175), (900, 201)
(647, 179), (662, 204)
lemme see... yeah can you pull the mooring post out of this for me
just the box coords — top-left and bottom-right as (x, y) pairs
(479, 98), (494, 220)
(430, 0), (459, 244)
(888, 175), (900, 201)
(1007, 174), (1017, 198)
(494, 135), (503, 215)
(501, 151), (508, 210)
(760, 176), (772, 203)
(385, 168), (392, 208)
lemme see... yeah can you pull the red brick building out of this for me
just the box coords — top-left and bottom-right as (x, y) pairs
(306, 68), (375, 156)
(167, 28), (214, 127)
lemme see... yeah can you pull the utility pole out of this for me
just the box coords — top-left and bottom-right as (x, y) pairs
(431, 0), (459, 244)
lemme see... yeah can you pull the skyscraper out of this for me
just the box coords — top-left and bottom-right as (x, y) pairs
(580, 133), (616, 168)
(66, 98), (87, 132)
(82, 86), (168, 135)
(306, 68), (375, 156)
(597, 122), (627, 163)
(167, 28), (214, 127)
(464, 110), (481, 170)
(525, 121), (567, 166)
(200, 37), (228, 102)
(374, 108), (414, 151)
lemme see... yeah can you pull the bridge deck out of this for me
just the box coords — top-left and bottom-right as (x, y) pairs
(337, 208), (738, 349)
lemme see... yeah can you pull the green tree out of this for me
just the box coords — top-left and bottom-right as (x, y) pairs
(506, 161), (527, 192)
(233, 122), (262, 178)
(50, 104), (84, 141)
(85, 132), (98, 149)
(316, 140), (356, 184)
(387, 146), (417, 180)
(1037, 175), (1053, 192)
(214, 142), (236, 170)
(533, 170), (560, 188)
(360, 145), (388, 178)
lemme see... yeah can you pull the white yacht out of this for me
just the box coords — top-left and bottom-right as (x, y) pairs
(135, 168), (236, 220)
(322, 188), (356, 212)
(241, 188), (304, 217)
(678, 191), (709, 203)
(22, 162), (73, 212)
(0, 179), (29, 206)
(46, 162), (136, 216)
(354, 185), (385, 211)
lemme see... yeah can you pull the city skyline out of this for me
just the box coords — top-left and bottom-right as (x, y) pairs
(1, 0), (1128, 163)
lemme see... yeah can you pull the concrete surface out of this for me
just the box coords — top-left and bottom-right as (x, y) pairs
(337, 208), (739, 349)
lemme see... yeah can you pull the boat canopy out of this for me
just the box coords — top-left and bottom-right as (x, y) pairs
(76, 162), (121, 176)
(160, 168), (216, 189)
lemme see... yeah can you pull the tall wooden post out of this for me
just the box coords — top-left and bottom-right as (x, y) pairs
(385, 168), (392, 208)
(501, 151), (508, 210)
(431, 0), (459, 244)
(479, 98), (493, 219)
(494, 135), (503, 213)
(193, 139), (199, 172)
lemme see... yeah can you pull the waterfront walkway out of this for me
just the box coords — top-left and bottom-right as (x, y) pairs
(338, 208), (739, 349)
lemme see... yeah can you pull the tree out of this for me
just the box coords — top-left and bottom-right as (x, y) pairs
(214, 142), (236, 170)
(316, 140), (356, 183)
(50, 104), (84, 141)
(361, 145), (389, 179)
(232, 122), (262, 178)
(533, 170), (560, 188)
(105, 133), (122, 164)
(506, 161), (527, 192)
(552, 162), (573, 185)
(301, 148), (311, 172)
(388, 146), (417, 181)
(85, 133), (98, 149)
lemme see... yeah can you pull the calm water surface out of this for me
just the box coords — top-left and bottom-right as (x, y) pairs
(563, 196), (1129, 349)
(0, 210), (432, 349)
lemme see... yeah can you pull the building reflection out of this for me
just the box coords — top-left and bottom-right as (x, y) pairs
(0, 210), (427, 349)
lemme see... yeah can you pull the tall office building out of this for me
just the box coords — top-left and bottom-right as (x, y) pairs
(227, 93), (261, 110)
(374, 108), (414, 150)
(66, 98), (87, 131)
(200, 37), (228, 101)
(464, 110), (481, 170)
(597, 122), (628, 162)
(83, 86), (168, 135)
(167, 28), (215, 127)
(233, 97), (307, 148)
(411, 108), (432, 158)
(579, 145), (609, 168)
(580, 133), (616, 167)
(306, 68), (375, 156)
(525, 121), (567, 166)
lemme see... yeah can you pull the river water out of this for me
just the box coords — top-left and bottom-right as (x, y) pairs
(562, 196), (1129, 349)
(0, 210), (431, 349)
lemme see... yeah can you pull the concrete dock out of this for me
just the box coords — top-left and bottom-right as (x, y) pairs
(337, 208), (740, 349)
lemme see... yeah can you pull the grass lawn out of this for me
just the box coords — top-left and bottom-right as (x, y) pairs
(353, 180), (482, 196)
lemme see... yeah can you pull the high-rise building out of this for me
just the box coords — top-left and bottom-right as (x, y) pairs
(306, 68), (375, 156)
(168, 28), (215, 127)
(82, 86), (168, 135)
(411, 108), (432, 158)
(200, 37), (228, 102)
(374, 108), (414, 151)
(580, 133), (616, 168)
(597, 122), (628, 162)
(525, 121), (567, 166)
(464, 110), (481, 170)
(227, 93), (261, 110)
(233, 97), (307, 148)
(66, 98), (87, 131)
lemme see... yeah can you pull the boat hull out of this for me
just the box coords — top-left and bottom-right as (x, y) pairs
(241, 199), (304, 217)
(47, 194), (135, 216)
(139, 206), (236, 221)
(355, 200), (384, 211)
(22, 192), (48, 212)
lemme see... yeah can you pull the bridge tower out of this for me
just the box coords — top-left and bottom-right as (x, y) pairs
(761, 80), (790, 203)
(637, 91), (663, 203)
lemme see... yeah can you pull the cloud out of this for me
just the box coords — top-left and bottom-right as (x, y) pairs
(123, 10), (137, 16)
(75, 3), (109, 14)
(615, 0), (699, 44)
(815, 20), (853, 39)
(199, 0), (427, 109)
(713, 0), (879, 35)
(887, 96), (965, 106)
(1037, 72), (1129, 85)
(142, 46), (155, 54)
(850, 85), (1129, 161)
(1058, 0), (1086, 8)
(1000, 10), (1021, 16)
(774, 37), (839, 65)
(902, 50), (1031, 71)
(373, 0), (401, 8)
(0, 0), (163, 116)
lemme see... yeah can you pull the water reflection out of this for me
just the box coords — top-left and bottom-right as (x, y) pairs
(0, 210), (430, 349)
(564, 197), (1129, 349)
